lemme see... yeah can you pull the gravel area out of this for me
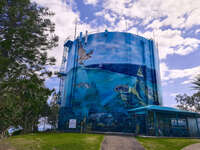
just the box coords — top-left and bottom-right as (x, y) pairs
(101, 135), (145, 150)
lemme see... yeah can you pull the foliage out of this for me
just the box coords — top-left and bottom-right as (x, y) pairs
(192, 74), (200, 91)
(12, 129), (23, 136)
(47, 92), (59, 129)
(0, 133), (104, 150)
(0, 0), (58, 137)
(175, 74), (200, 112)
(137, 137), (200, 150)
(175, 93), (200, 112)
(0, 75), (53, 134)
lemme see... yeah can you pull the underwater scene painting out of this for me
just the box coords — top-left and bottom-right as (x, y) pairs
(59, 32), (162, 132)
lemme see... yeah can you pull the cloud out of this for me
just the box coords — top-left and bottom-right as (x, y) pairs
(97, 0), (200, 60)
(102, 0), (200, 28)
(32, 0), (99, 91)
(185, 8), (200, 28)
(160, 62), (200, 85)
(32, 0), (200, 97)
(32, 0), (77, 67)
(170, 92), (180, 97)
(95, 10), (117, 27)
(135, 29), (200, 60)
(83, 0), (98, 5)
(32, 0), (96, 69)
(195, 29), (200, 35)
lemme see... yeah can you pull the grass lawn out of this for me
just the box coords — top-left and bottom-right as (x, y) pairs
(0, 133), (104, 150)
(1, 133), (200, 150)
(136, 137), (200, 150)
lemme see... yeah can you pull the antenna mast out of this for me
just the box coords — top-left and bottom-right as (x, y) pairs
(74, 18), (78, 40)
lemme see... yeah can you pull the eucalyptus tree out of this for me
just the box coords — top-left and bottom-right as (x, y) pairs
(176, 74), (200, 113)
(0, 0), (58, 136)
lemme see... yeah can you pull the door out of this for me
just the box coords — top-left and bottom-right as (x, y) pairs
(187, 118), (198, 137)
(136, 114), (146, 135)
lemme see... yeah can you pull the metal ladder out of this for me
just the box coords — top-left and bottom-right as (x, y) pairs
(58, 40), (69, 105)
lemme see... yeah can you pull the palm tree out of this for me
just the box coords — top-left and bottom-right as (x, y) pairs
(192, 74), (200, 91)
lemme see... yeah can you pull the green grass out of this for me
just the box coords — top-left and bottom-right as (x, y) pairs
(136, 137), (200, 150)
(1, 133), (199, 150)
(0, 133), (104, 150)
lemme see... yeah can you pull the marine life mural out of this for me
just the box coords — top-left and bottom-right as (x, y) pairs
(137, 66), (144, 78)
(58, 31), (162, 132)
(74, 82), (90, 89)
(78, 43), (93, 65)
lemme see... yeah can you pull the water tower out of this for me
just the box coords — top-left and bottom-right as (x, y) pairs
(58, 31), (162, 132)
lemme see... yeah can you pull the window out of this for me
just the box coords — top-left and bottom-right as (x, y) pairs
(171, 119), (177, 127)
(171, 118), (186, 128)
(178, 119), (186, 128)
(197, 118), (200, 128)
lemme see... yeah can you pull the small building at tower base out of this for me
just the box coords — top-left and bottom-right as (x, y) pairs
(129, 105), (200, 137)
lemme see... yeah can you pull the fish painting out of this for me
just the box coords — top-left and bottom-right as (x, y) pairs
(145, 88), (154, 100)
(137, 66), (144, 77)
(115, 78), (146, 106)
(74, 82), (90, 89)
(78, 43), (93, 65)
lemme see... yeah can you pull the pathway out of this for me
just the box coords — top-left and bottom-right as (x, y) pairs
(182, 143), (200, 150)
(101, 135), (145, 150)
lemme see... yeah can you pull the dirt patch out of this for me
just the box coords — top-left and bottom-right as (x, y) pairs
(0, 140), (16, 150)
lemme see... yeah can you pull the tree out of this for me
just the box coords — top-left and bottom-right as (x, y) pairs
(192, 74), (200, 91)
(176, 93), (200, 112)
(176, 74), (200, 112)
(0, 0), (58, 137)
(47, 92), (59, 130)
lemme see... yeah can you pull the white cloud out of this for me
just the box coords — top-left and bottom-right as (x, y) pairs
(32, 0), (97, 70)
(195, 29), (200, 35)
(160, 63), (169, 81)
(102, 0), (200, 28)
(185, 8), (200, 28)
(95, 10), (117, 27)
(182, 80), (192, 85)
(146, 20), (163, 30)
(32, 0), (78, 68)
(99, 0), (200, 59)
(170, 92), (180, 97)
(83, 0), (98, 5)
(137, 29), (200, 59)
(32, 0), (200, 95)
(160, 62), (200, 85)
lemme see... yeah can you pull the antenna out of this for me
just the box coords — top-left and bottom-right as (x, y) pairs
(153, 29), (156, 42)
(156, 41), (159, 50)
(85, 30), (88, 45)
(74, 18), (78, 40)
(125, 20), (128, 31)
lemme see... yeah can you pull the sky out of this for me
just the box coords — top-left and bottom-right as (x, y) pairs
(32, 0), (200, 107)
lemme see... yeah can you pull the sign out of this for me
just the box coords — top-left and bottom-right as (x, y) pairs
(69, 119), (76, 128)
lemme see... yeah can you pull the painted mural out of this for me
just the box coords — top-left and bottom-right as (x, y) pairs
(59, 32), (162, 132)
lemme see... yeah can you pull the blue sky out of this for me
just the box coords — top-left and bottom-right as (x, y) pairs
(33, 0), (200, 107)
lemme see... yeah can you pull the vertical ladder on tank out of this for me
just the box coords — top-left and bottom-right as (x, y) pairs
(58, 41), (69, 105)
(69, 32), (82, 107)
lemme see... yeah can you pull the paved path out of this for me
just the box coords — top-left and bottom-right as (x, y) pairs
(101, 135), (145, 150)
(182, 143), (200, 150)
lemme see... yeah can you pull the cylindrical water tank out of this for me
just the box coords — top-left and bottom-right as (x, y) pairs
(59, 31), (162, 132)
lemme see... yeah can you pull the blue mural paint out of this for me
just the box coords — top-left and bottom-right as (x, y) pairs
(58, 31), (162, 132)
